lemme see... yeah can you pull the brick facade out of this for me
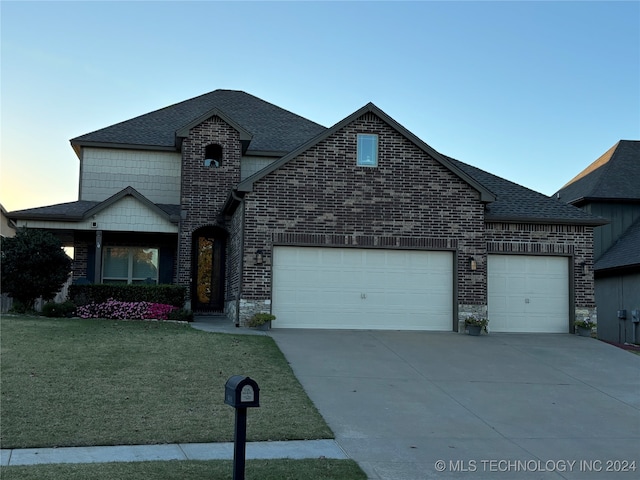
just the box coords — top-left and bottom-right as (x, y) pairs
(170, 110), (597, 329)
(178, 116), (242, 305)
(239, 113), (486, 323)
(485, 222), (597, 322)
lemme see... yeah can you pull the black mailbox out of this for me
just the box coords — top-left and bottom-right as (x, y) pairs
(224, 375), (260, 408)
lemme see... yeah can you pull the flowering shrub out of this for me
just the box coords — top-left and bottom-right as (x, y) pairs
(575, 317), (596, 329)
(465, 313), (489, 329)
(76, 298), (178, 320)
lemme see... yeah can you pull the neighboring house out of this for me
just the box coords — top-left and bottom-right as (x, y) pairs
(1, 203), (16, 238)
(8, 90), (605, 332)
(555, 140), (640, 344)
(1, 203), (17, 313)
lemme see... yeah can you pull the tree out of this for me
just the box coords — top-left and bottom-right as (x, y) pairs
(1, 227), (72, 310)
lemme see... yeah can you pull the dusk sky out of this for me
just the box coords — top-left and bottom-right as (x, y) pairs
(1, 1), (638, 212)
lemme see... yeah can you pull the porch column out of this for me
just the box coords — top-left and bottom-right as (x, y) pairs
(94, 230), (103, 284)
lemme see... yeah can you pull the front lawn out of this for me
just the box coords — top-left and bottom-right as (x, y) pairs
(3, 459), (367, 480)
(0, 316), (333, 448)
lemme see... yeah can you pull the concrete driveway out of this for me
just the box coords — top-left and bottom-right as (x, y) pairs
(270, 330), (640, 479)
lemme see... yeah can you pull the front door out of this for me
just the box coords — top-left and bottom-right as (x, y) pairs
(192, 228), (225, 312)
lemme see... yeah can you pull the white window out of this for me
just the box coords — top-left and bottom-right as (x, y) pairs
(102, 247), (159, 284)
(357, 134), (378, 167)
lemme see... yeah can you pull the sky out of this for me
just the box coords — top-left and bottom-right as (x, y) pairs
(1, 0), (639, 212)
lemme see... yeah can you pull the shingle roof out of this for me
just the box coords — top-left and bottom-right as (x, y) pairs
(21, 93), (606, 227)
(595, 216), (640, 271)
(555, 140), (640, 205)
(446, 157), (606, 225)
(71, 90), (327, 154)
(7, 188), (180, 224)
(8, 200), (100, 220)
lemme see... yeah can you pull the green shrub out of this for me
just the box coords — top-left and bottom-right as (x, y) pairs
(42, 301), (77, 318)
(69, 284), (185, 307)
(9, 300), (32, 315)
(167, 308), (194, 322)
(248, 312), (276, 327)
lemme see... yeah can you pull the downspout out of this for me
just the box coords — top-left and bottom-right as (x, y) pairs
(232, 190), (245, 327)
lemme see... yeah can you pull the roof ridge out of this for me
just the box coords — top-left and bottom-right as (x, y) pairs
(560, 141), (619, 190)
(70, 89), (243, 142)
(583, 141), (621, 196)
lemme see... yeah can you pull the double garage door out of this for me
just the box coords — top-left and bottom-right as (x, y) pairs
(271, 247), (570, 333)
(272, 247), (453, 330)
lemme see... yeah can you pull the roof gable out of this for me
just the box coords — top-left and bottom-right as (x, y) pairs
(237, 103), (496, 202)
(555, 140), (640, 205)
(85, 186), (178, 223)
(175, 107), (253, 154)
(8, 187), (179, 225)
(71, 90), (327, 156)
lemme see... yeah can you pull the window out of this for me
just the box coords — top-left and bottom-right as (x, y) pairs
(357, 134), (378, 167)
(102, 247), (159, 284)
(204, 144), (223, 167)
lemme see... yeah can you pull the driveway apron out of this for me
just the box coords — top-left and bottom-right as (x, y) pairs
(270, 330), (640, 480)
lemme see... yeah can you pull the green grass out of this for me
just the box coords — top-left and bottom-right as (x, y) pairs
(2, 459), (367, 480)
(1, 316), (333, 448)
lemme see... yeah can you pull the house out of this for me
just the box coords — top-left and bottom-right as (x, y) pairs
(1, 203), (17, 313)
(8, 89), (606, 332)
(555, 141), (640, 344)
(1, 203), (16, 238)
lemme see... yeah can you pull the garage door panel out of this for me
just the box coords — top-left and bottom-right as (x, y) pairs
(488, 255), (569, 333)
(273, 247), (453, 330)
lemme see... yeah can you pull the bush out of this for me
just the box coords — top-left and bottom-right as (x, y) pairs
(69, 284), (185, 307)
(76, 299), (178, 320)
(1, 227), (72, 309)
(248, 312), (276, 327)
(42, 301), (77, 318)
(167, 308), (194, 322)
(9, 300), (33, 315)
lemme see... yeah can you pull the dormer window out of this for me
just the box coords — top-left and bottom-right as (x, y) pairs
(204, 144), (223, 167)
(357, 134), (378, 167)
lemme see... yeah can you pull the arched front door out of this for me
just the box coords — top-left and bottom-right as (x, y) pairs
(192, 227), (226, 312)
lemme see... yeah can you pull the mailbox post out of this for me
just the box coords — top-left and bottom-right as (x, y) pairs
(224, 375), (260, 480)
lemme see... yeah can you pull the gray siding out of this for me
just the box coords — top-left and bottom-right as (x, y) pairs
(586, 202), (640, 259)
(595, 273), (640, 344)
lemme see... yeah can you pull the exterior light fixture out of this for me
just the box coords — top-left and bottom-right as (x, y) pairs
(256, 250), (264, 264)
(470, 257), (477, 271)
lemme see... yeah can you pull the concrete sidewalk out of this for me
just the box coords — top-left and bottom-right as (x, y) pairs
(191, 315), (267, 335)
(1, 439), (346, 466)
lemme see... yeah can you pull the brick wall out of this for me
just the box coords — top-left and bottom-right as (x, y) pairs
(485, 222), (597, 312)
(241, 113), (486, 314)
(177, 116), (242, 301)
(224, 202), (244, 320)
(73, 239), (89, 280)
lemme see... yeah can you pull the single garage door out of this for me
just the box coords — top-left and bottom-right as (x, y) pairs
(272, 247), (453, 330)
(488, 255), (569, 333)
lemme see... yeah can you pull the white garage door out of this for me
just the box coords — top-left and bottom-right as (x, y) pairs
(488, 255), (569, 333)
(272, 247), (453, 330)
